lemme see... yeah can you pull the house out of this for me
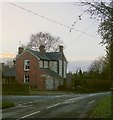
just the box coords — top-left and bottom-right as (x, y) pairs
(2, 63), (16, 84)
(15, 45), (67, 90)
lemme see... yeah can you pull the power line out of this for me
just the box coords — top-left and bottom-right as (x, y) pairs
(67, 20), (101, 49)
(5, 1), (100, 39)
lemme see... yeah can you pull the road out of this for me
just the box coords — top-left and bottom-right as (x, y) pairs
(2, 92), (110, 119)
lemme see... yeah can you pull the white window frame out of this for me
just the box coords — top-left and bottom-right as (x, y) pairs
(39, 60), (43, 68)
(24, 60), (30, 71)
(44, 61), (48, 68)
(24, 75), (30, 83)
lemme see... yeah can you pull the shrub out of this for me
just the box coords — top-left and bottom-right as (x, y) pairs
(2, 101), (15, 109)
(2, 83), (30, 95)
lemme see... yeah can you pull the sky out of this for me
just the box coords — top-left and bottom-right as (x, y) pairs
(1, 0), (107, 72)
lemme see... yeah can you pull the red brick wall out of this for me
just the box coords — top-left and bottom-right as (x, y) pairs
(15, 51), (45, 90)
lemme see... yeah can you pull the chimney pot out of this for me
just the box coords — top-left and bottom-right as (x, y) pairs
(59, 45), (63, 52)
(18, 47), (24, 54)
(39, 45), (45, 54)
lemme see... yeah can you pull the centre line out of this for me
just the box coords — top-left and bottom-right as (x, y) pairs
(47, 103), (60, 109)
(87, 100), (95, 104)
(17, 111), (40, 120)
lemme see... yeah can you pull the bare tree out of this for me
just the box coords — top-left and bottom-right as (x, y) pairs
(27, 32), (63, 52)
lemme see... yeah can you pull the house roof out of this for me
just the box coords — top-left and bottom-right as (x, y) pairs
(41, 68), (62, 79)
(25, 49), (63, 61)
(2, 65), (16, 77)
(28, 49), (49, 60)
(45, 52), (62, 60)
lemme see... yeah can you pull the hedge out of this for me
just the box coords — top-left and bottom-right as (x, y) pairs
(2, 83), (30, 95)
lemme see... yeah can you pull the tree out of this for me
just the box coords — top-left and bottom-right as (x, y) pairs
(27, 32), (63, 52)
(88, 57), (110, 80)
(81, 1), (113, 117)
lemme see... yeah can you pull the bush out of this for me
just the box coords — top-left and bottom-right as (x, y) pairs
(2, 101), (15, 109)
(73, 79), (112, 93)
(2, 83), (30, 95)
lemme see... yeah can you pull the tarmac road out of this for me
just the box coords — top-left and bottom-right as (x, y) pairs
(2, 92), (110, 119)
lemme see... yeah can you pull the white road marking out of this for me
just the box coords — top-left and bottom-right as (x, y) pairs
(47, 103), (60, 109)
(23, 103), (27, 105)
(17, 111), (40, 120)
(87, 100), (95, 104)
(20, 105), (33, 108)
(29, 102), (33, 104)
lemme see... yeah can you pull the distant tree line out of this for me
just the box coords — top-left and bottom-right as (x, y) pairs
(70, 56), (111, 92)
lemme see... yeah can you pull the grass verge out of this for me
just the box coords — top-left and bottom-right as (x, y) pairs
(89, 95), (111, 118)
(1, 101), (15, 109)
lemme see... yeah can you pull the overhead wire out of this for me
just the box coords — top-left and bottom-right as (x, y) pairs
(68, 20), (101, 48)
(5, 1), (100, 39)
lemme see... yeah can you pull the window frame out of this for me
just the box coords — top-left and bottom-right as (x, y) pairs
(24, 60), (30, 71)
(24, 75), (30, 83)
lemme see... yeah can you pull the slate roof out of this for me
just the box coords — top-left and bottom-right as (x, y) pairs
(2, 65), (16, 77)
(27, 49), (49, 60)
(45, 52), (62, 60)
(26, 49), (62, 61)
(41, 68), (62, 79)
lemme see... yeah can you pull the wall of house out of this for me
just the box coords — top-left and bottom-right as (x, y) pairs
(64, 61), (67, 78)
(15, 51), (45, 90)
(49, 61), (58, 73)
(59, 60), (63, 77)
(58, 59), (67, 78)
(45, 75), (59, 90)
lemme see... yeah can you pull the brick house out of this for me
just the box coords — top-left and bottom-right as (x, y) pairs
(15, 45), (67, 90)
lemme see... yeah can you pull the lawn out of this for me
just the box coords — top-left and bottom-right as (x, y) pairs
(0, 101), (15, 109)
(89, 95), (111, 118)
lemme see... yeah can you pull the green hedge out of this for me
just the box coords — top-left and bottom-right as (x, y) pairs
(2, 83), (30, 95)
(74, 79), (112, 93)
(2, 101), (15, 109)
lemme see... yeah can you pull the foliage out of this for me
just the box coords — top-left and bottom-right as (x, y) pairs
(26, 32), (63, 52)
(80, 2), (113, 115)
(2, 101), (15, 109)
(89, 96), (111, 118)
(72, 57), (112, 93)
(2, 83), (30, 95)
(88, 57), (110, 80)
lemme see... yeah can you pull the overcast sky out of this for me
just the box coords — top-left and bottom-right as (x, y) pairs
(1, 0), (106, 71)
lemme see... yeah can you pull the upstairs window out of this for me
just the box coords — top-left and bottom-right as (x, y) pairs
(24, 60), (30, 71)
(24, 75), (30, 83)
(39, 60), (43, 68)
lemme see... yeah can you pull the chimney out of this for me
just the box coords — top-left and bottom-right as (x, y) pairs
(18, 47), (24, 54)
(59, 45), (63, 52)
(39, 45), (45, 54)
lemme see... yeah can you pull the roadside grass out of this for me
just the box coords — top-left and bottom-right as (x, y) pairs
(89, 95), (111, 118)
(1, 101), (15, 109)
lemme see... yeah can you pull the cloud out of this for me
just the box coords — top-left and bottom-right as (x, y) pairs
(0, 53), (16, 58)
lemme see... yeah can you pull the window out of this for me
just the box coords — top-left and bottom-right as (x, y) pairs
(39, 60), (43, 68)
(24, 75), (30, 83)
(44, 61), (48, 68)
(24, 60), (30, 71)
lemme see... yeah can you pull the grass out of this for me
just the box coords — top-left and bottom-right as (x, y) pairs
(1, 101), (15, 109)
(89, 95), (111, 118)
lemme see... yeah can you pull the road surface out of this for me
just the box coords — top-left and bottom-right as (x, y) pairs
(2, 92), (110, 119)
